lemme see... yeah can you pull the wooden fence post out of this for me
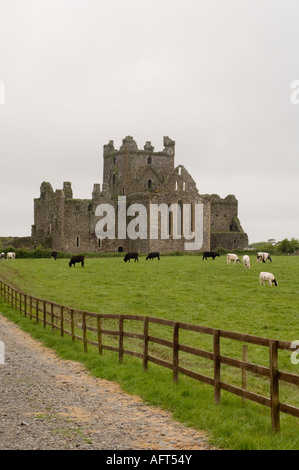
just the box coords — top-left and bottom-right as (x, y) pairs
(51, 303), (54, 332)
(43, 301), (46, 328)
(242, 345), (248, 402)
(24, 294), (27, 317)
(60, 306), (64, 337)
(173, 322), (179, 384)
(119, 315), (124, 363)
(82, 313), (87, 353)
(36, 299), (39, 323)
(70, 309), (75, 342)
(143, 316), (149, 371)
(270, 340), (280, 432)
(213, 329), (221, 405)
(97, 315), (102, 355)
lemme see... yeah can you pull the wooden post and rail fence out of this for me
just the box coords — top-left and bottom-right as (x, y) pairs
(0, 279), (298, 432)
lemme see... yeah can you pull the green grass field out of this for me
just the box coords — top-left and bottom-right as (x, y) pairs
(0, 253), (298, 450)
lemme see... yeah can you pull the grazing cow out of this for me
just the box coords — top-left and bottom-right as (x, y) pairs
(69, 255), (84, 267)
(0, 252), (5, 261)
(202, 251), (220, 261)
(146, 252), (160, 261)
(124, 252), (139, 262)
(51, 251), (58, 260)
(259, 272), (277, 287)
(257, 252), (273, 263)
(242, 255), (251, 269)
(226, 253), (241, 265)
(6, 252), (16, 260)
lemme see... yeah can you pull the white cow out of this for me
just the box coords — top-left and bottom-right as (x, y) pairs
(0, 252), (5, 261)
(226, 253), (241, 265)
(6, 252), (16, 260)
(257, 252), (272, 263)
(242, 255), (250, 269)
(259, 272), (277, 287)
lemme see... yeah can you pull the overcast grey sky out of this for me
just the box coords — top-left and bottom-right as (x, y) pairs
(0, 0), (298, 243)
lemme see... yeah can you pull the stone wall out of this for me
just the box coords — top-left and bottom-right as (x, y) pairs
(201, 194), (249, 250)
(32, 182), (99, 253)
(210, 232), (248, 251)
(0, 237), (34, 249)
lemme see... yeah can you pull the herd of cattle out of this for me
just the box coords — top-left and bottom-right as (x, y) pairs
(0, 252), (15, 260)
(203, 250), (277, 287)
(0, 249), (278, 287)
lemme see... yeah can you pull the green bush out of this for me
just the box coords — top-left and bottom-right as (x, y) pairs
(277, 238), (299, 253)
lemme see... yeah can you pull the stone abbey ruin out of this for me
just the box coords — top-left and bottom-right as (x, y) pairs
(31, 136), (248, 254)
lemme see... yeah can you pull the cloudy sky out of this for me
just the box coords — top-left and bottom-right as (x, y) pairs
(0, 0), (298, 244)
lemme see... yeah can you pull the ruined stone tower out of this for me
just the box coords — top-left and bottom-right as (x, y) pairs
(32, 136), (248, 253)
(103, 136), (175, 197)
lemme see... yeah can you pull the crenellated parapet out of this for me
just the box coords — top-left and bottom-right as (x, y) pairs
(103, 136), (175, 157)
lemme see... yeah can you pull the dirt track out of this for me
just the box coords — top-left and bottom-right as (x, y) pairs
(0, 314), (216, 450)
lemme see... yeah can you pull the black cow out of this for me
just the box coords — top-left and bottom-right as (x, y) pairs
(124, 252), (139, 262)
(69, 255), (85, 267)
(51, 251), (58, 260)
(202, 251), (220, 260)
(146, 252), (160, 260)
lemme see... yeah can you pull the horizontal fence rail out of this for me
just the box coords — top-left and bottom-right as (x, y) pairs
(0, 279), (298, 432)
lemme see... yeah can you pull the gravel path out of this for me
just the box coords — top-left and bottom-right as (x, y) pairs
(0, 314), (216, 450)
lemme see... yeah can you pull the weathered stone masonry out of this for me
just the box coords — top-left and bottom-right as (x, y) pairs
(31, 136), (248, 253)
